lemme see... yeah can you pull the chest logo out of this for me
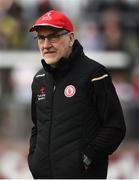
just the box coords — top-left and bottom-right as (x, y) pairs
(37, 86), (46, 100)
(64, 85), (76, 98)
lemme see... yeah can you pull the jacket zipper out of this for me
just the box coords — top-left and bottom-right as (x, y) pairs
(48, 79), (56, 178)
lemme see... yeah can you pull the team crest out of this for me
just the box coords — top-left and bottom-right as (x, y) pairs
(41, 12), (52, 21)
(64, 85), (76, 97)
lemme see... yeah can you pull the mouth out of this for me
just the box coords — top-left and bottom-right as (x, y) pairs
(44, 51), (56, 55)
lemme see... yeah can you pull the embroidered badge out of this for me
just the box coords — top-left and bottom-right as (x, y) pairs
(41, 12), (52, 21)
(64, 85), (76, 97)
(37, 86), (46, 100)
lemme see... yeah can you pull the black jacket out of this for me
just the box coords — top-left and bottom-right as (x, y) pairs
(28, 40), (126, 179)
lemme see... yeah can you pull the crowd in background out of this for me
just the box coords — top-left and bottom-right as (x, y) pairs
(0, 0), (139, 145)
(0, 0), (139, 52)
(0, 0), (139, 139)
(0, 0), (139, 178)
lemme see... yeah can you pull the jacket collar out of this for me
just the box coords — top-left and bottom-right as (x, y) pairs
(41, 39), (83, 74)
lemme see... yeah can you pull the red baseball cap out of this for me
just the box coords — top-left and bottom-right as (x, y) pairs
(29, 10), (74, 32)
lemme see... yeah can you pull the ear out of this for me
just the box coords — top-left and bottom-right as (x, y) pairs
(69, 32), (75, 47)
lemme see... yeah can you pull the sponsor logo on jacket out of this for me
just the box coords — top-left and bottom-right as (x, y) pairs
(37, 86), (46, 100)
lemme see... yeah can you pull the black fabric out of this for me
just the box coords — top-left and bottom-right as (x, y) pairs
(28, 40), (126, 179)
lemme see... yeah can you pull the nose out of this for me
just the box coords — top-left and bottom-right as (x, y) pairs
(43, 38), (52, 49)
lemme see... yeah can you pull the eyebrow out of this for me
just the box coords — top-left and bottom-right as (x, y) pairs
(37, 31), (69, 39)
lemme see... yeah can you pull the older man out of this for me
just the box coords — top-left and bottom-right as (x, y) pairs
(28, 10), (126, 179)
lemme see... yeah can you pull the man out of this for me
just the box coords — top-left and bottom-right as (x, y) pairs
(28, 10), (126, 179)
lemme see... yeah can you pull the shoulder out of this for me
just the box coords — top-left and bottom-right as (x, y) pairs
(31, 68), (46, 88)
(80, 54), (113, 86)
(80, 54), (108, 76)
(33, 68), (45, 80)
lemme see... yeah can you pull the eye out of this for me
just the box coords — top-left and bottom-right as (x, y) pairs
(38, 35), (45, 40)
(47, 34), (59, 41)
(33, 31), (69, 42)
(34, 35), (45, 40)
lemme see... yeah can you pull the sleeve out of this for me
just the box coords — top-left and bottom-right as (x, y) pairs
(84, 67), (126, 162)
(28, 79), (38, 155)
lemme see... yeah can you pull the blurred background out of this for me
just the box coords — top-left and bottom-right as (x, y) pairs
(0, 0), (139, 178)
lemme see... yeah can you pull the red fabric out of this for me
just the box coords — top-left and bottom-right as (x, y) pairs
(29, 10), (74, 32)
